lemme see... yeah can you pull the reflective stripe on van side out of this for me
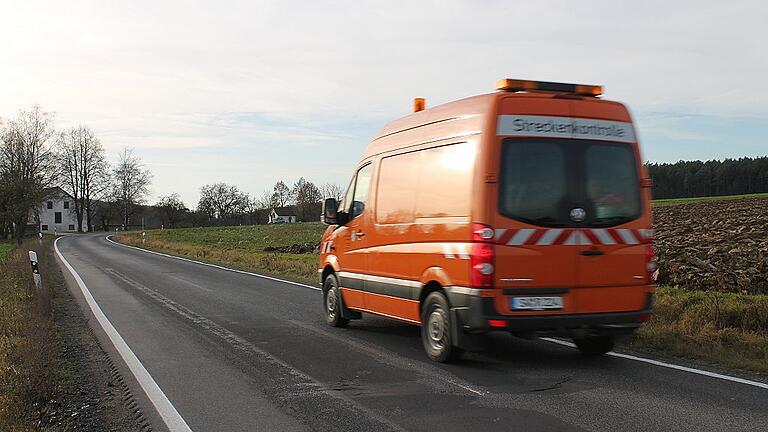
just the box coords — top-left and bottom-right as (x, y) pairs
(337, 271), (479, 300)
(494, 228), (653, 246)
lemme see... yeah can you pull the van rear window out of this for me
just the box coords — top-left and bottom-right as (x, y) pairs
(499, 139), (641, 227)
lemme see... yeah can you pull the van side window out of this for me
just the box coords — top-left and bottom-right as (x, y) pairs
(350, 164), (373, 219)
(415, 142), (475, 219)
(376, 142), (475, 224)
(377, 152), (418, 223)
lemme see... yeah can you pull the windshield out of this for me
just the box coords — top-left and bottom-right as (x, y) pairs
(498, 138), (641, 227)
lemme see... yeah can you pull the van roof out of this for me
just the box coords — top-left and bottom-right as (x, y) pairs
(361, 91), (629, 162)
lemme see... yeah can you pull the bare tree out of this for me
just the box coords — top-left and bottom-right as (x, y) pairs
(255, 189), (272, 210)
(197, 183), (249, 222)
(247, 189), (273, 225)
(57, 125), (110, 232)
(270, 180), (291, 208)
(156, 193), (188, 228)
(0, 106), (57, 244)
(112, 148), (152, 228)
(321, 183), (344, 202)
(293, 177), (322, 221)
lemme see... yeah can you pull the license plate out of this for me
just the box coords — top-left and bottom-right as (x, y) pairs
(511, 296), (563, 310)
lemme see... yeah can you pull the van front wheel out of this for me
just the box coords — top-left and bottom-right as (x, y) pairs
(323, 274), (349, 328)
(421, 292), (462, 362)
(573, 335), (614, 356)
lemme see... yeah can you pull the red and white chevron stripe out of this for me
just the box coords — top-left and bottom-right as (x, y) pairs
(494, 228), (653, 246)
(320, 241), (334, 253)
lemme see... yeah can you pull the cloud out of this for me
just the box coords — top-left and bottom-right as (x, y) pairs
(0, 0), (766, 205)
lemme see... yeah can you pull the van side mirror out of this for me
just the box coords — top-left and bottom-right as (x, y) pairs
(321, 198), (338, 225)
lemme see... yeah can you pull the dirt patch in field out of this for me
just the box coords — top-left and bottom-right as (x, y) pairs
(653, 197), (768, 294)
(263, 243), (317, 254)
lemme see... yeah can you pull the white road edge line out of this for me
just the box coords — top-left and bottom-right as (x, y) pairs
(104, 234), (768, 392)
(541, 337), (768, 390)
(105, 235), (321, 291)
(54, 236), (194, 432)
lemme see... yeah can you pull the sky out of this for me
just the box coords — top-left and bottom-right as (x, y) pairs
(1, 0), (766, 207)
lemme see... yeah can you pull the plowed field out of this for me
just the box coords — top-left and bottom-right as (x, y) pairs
(653, 197), (768, 294)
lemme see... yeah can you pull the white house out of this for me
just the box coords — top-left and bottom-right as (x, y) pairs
(268, 207), (298, 224)
(35, 187), (84, 233)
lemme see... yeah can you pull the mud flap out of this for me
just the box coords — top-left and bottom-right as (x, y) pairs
(450, 309), (483, 351)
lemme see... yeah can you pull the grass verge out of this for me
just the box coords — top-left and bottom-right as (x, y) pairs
(651, 192), (768, 207)
(115, 225), (768, 374)
(0, 243), (13, 259)
(0, 238), (64, 431)
(117, 224), (326, 285)
(632, 286), (768, 373)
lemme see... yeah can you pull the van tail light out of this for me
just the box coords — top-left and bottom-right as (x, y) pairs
(645, 244), (657, 284)
(471, 224), (495, 288)
(487, 319), (508, 328)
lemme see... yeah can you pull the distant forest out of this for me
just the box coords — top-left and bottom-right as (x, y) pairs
(646, 156), (768, 199)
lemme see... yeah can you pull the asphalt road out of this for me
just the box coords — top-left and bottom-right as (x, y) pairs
(55, 233), (768, 432)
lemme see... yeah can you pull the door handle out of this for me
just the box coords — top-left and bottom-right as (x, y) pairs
(355, 231), (365, 238)
(580, 249), (604, 256)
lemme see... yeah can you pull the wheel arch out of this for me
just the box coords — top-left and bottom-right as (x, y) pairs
(417, 266), (453, 311)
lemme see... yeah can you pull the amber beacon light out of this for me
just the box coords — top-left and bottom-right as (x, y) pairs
(495, 78), (603, 97)
(413, 98), (426, 112)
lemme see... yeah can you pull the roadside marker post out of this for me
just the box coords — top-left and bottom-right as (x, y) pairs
(28, 250), (42, 289)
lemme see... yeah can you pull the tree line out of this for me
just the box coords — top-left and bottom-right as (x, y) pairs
(646, 157), (768, 199)
(1, 106), (153, 244)
(152, 179), (343, 228)
(0, 105), (339, 240)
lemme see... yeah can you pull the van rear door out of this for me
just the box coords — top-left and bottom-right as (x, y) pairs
(493, 138), (579, 314)
(494, 137), (648, 314)
(576, 142), (649, 288)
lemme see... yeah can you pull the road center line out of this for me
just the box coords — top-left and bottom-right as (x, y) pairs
(541, 337), (768, 390)
(105, 235), (768, 392)
(54, 236), (194, 432)
(101, 266), (407, 431)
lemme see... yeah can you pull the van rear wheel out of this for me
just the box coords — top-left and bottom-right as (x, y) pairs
(323, 274), (349, 328)
(573, 335), (614, 356)
(421, 292), (462, 363)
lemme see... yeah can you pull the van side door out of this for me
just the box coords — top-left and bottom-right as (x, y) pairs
(335, 163), (374, 309)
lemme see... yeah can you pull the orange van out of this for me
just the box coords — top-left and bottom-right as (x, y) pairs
(318, 79), (655, 362)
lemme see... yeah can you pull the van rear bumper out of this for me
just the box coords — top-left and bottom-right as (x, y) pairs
(447, 289), (652, 336)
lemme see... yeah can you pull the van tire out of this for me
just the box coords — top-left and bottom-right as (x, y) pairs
(573, 335), (614, 356)
(421, 292), (463, 362)
(323, 274), (349, 328)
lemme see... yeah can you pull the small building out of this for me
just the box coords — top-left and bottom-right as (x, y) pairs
(35, 187), (84, 233)
(268, 207), (298, 224)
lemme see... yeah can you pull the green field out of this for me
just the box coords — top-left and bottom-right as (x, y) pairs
(118, 223), (327, 284)
(138, 223), (327, 250)
(651, 192), (768, 207)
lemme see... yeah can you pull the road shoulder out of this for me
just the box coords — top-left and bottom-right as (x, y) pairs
(49, 237), (155, 431)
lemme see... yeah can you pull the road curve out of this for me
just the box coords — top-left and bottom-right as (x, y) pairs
(55, 233), (768, 432)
